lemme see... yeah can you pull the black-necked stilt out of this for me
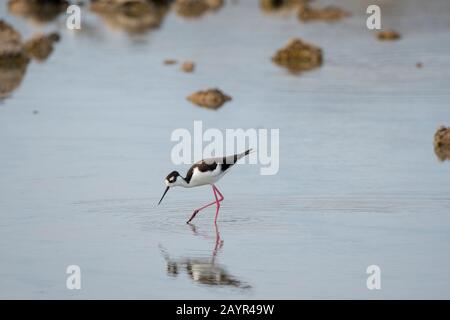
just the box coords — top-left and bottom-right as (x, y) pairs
(158, 149), (252, 224)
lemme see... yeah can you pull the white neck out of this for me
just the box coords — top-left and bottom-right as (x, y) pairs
(174, 177), (189, 188)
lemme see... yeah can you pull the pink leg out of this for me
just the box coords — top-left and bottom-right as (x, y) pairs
(186, 185), (224, 224)
(212, 185), (224, 224)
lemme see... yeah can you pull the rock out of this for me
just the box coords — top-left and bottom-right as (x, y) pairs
(164, 59), (178, 65)
(181, 61), (195, 72)
(416, 62), (423, 68)
(272, 38), (322, 73)
(0, 62), (28, 99)
(260, 0), (307, 13)
(0, 20), (59, 98)
(24, 32), (60, 61)
(187, 88), (231, 109)
(175, 0), (224, 18)
(377, 30), (401, 41)
(0, 19), (29, 67)
(8, 0), (69, 23)
(298, 2), (350, 22)
(434, 126), (450, 162)
(0, 20), (29, 99)
(90, 0), (169, 33)
(434, 126), (450, 148)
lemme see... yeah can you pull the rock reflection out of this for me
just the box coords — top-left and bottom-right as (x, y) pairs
(434, 126), (450, 162)
(8, 0), (69, 24)
(159, 224), (251, 289)
(90, 0), (171, 33)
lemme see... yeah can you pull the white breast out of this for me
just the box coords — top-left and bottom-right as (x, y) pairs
(187, 166), (225, 187)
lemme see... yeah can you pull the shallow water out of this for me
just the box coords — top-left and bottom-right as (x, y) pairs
(1, 0), (450, 299)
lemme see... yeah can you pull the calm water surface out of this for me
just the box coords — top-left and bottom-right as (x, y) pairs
(1, 0), (450, 299)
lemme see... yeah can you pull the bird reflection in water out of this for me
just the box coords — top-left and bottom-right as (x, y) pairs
(159, 224), (251, 289)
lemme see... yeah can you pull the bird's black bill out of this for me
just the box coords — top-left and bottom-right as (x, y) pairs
(158, 186), (170, 205)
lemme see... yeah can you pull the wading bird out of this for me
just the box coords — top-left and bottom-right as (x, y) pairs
(158, 149), (252, 223)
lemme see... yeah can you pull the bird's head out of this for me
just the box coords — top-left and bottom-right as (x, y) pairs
(158, 171), (181, 205)
(165, 171), (181, 187)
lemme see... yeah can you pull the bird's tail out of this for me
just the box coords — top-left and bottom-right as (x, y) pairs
(240, 148), (254, 159)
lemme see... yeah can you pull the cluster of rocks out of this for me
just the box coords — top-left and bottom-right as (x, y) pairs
(272, 38), (322, 73)
(0, 19), (60, 98)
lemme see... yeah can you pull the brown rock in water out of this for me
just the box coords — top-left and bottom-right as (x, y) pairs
(416, 62), (423, 68)
(187, 88), (231, 109)
(24, 32), (60, 61)
(0, 62), (28, 99)
(298, 2), (350, 22)
(0, 19), (29, 67)
(0, 20), (60, 99)
(206, 0), (224, 10)
(0, 20), (29, 99)
(434, 126), (450, 162)
(272, 38), (322, 73)
(377, 30), (401, 41)
(8, 0), (69, 23)
(175, 0), (224, 18)
(260, 0), (307, 12)
(91, 0), (169, 33)
(181, 61), (195, 72)
(164, 59), (178, 65)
